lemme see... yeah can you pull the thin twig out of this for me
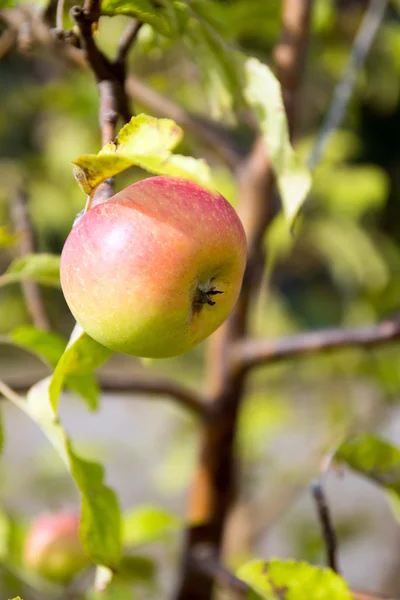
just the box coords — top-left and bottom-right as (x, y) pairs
(232, 316), (400, 372)
(115, 19), (142, 65)
(11, 188), (51, 331)
(307, 0), (389, 169)
(311, 479), (339, 572)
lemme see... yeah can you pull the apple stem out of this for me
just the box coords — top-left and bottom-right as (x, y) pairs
(194, 286), (223, 308)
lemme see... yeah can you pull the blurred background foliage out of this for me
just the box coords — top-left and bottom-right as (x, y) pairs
(1, 0), (400, 598)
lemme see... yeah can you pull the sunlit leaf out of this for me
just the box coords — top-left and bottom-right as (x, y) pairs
(0, 226), (18, 248)
(243, 57), (312, 228)
(336, 433), (400, 525)
(123, 506), (181, 547)
(238, 559), (352, 600)
(72, 114), (212, 194)
(100, 0), (186, 37)
(0, 254), (60, 288)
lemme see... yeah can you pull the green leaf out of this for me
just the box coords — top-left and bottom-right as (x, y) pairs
(243, 57), (312, 227)
(15, 377), (122, 570)
(0, 226), (18, 248)
(10, 325), (67, 368)
(66, 374), (100, 412)
(9, 325), (103, 411)
(0, 325), (116, 567)
(0, 254), (61, 288)
(72, 114), (212, 194)
(119, 555), (155, 582)
(184, 16), (241, 120)
(100, 0), (183, 37)
(336, 433), (400, 495)
(238, 559), (352, 600)
(123, 506), (181, 547)
(49, 324), (112, 411)
(9, 597), (23, 600)
(335, 434), (400, 527)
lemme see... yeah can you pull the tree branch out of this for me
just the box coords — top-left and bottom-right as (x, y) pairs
(232, 316), (400, 372)
(311, 479), (339, 573)
(11, 188), (51, 331)
(2, 371), (205, 418)
(98, 375), (206, 418)
(115, 19), (142, 65)
(71, 3), (132, 206)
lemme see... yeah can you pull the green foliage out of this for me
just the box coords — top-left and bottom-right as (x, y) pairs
(16, 378), (122, 570)
(0, 254), (61, 288)
(9, 325), (102, 411)
(100, 0), (186, 38)
(48, 325), (111, 411)
(0, 227), (18, 248)
(243, 57), (312, 228)
(237, 559), (352, 600)
(123, 506), (181, 547)
(0, 325), (120, 571)
(72, 114), (212, 194)
(10, 325), (66, 367)
(336, 433), (400, 524)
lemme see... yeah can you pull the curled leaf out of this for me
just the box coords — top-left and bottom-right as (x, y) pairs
(72, 114), (212, 194)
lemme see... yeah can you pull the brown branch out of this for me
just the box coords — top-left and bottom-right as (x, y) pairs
(232, 317), (400, 372)
(99, 374), (205, 417)
(11, 188), (51, 331)
(174, 2), (314, 600)
(3, 371), (205, 418)
(311, 480), (339, 573)
(71, 4), (132, 206)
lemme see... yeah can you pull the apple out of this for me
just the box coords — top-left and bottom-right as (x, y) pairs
(60, 176), (247, 358)
(23, 511), (89, 583)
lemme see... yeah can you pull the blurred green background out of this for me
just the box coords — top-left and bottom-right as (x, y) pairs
(1, 0), (400, 598)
